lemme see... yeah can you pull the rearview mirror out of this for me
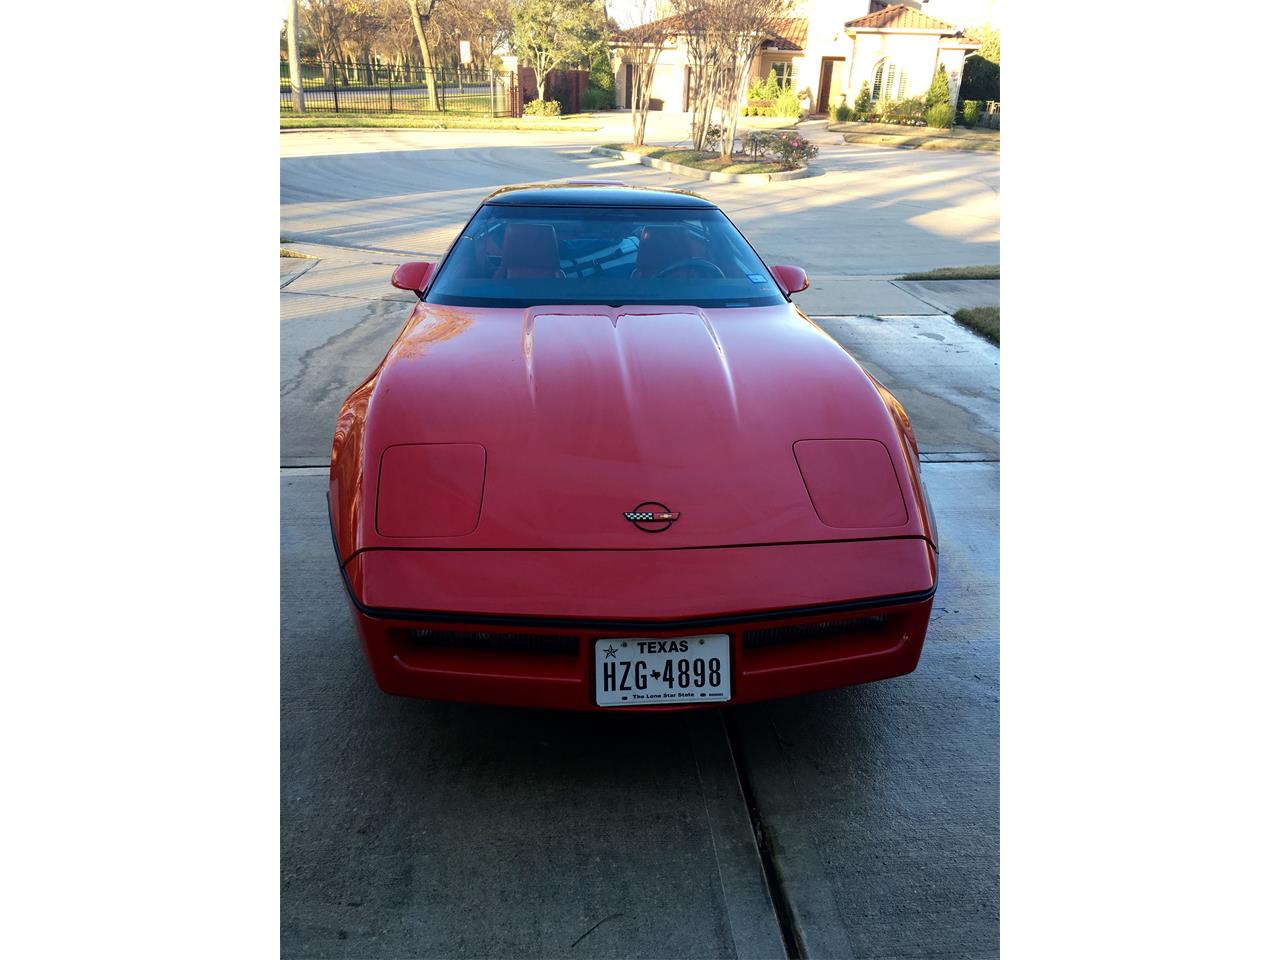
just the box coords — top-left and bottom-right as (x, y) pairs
(770, 265), (809, 295)
(391, 261), (435, 294)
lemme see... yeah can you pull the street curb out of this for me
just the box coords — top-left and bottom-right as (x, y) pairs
(590, 146), (815, 183)
(839, 132), (999, 152)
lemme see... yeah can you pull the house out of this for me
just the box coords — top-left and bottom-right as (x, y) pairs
(611, 2), (980, 117)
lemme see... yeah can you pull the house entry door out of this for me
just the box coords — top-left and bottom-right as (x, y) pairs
(817, 57), (845, 116)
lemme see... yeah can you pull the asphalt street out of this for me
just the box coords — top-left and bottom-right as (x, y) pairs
(280, 119), (999, 277)
(281, 127), (999, 959)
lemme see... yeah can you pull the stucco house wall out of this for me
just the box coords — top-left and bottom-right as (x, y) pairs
(847, 31), (944, 104)
(610, 3), (975, 115)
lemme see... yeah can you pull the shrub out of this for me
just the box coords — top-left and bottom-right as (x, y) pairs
(774, 131), (818, 169)
(730, 130), (817, 168)
(523, 98), (561, 116)
(925, 101), (955, 128)
(581, 87), (613, 111)
(771, 89), (801, 118)
(925, 64), (951, 111)
(961, 99), (980, 127)
(853, 81), (871, 118)
(833, 103), (854, 122)
(878, 96), (925, 125)
(588, 47), (616, 103)
(742, 130), (771, 160)
(959, 55), (999, 103)
(747, 73), (782, 103)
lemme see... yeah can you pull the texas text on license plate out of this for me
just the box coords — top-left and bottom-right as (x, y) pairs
(594, 634), (731, 707)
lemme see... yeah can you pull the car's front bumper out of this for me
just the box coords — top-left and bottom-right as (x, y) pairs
(335, 540), (937, 711)
(344, 592), (934, 711)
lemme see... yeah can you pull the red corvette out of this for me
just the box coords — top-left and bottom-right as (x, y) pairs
(329, 183), (937, 710)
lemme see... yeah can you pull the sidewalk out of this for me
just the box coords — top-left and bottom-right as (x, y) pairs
(792, 274), (999, 316)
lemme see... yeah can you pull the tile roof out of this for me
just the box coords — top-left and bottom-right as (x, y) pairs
(764, 18), (809, 52)
(845, 4), (962, 33)
(611, 13), (687, 43)
(613, 15), (808, 51)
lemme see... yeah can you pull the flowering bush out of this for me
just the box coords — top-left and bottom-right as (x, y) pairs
(738, 131), (817, 169)
(773, 131), (818, 168)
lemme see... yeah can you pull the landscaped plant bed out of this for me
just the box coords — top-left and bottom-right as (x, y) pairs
(595, 136), (816, 183)
(829, 120), (999, 152)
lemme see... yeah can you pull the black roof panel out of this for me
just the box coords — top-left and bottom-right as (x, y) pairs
(484, 182), (716, 208)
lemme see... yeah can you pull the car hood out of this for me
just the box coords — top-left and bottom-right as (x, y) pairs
(355, 302), (927, 550)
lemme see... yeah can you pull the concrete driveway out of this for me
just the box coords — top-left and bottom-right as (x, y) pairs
(281, 127), (999, 958)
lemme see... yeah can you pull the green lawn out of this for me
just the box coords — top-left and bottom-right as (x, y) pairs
(603, 143), (794, 175)
(899, 265), (1000, 280)
(952, 307), (999, 345)
(281, 113), (601, 132)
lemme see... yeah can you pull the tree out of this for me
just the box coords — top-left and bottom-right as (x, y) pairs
(978, 27), (999, 64)
(925, 63), (949, 110)
(439, 0), (514, 68)
(301, 0), (356, 84)
(512, 0), (605, 102)
(615, 3), (670, 144)
(673, 0), (794, 159)
(407, 0), (442, 107)
(287, 0), (307, 113)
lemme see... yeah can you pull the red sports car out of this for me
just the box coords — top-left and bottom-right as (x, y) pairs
(329, 183), (937, 710)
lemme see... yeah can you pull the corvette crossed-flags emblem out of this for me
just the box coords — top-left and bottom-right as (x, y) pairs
(623, 510), (680, 522)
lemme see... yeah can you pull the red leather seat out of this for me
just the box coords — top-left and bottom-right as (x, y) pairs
(631, 224), (697, 278)
(494, 223), (565, 279)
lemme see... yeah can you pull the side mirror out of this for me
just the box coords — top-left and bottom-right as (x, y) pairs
(391, 261), (434, 294)
(770, 265), (809, 295)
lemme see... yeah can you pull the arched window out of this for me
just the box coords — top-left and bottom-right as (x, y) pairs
(871, 59), (907, 102)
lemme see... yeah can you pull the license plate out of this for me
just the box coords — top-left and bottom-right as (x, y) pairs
(594, 635), (731, 707)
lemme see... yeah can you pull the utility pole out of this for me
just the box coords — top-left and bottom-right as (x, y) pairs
(287, 0), (306, 113)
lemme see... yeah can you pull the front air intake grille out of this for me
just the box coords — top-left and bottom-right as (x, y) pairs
(743, 615), (890, 651)
(404, 628), (579, 656)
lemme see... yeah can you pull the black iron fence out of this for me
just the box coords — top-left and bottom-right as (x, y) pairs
(280, 60), (519, 116)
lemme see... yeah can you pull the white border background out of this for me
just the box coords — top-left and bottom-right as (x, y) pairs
(3, 1), (1277, 956)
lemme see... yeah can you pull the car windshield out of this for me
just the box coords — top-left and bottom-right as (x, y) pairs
(425, 203), (788, 308)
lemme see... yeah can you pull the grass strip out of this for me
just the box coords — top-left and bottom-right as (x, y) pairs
(899, 265), (999, 280)
(952, 306), (999, 345)
(282, 113), (600, 132)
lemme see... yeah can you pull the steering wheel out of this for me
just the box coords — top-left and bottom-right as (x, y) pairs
(654, 258), (726, 279)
